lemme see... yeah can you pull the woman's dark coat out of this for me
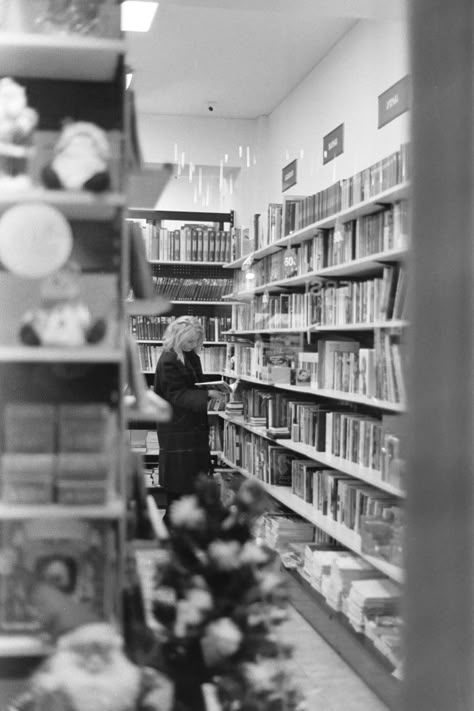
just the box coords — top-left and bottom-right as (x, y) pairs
(153, 348), (210, 494)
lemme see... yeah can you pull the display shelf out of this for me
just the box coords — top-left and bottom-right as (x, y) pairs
(224, 182), (409, 269)
(148, 260), (226, 266)
(221, 371), (405, 412)
(0, 500), (125, 520)
(219, 454), (403, 583)
(135, 339), (227, 346)
(0, 33), (125, 81)
(223, 328), (307, 335)
(0, 346), (122, 363)
(218, 412), (404, 497)
(0, 635), (52, 658)
(0, 190), (125, 221)
(225, 247), (408, 300)
(312, 320), (408, 332)
(170, 300), (237, 305)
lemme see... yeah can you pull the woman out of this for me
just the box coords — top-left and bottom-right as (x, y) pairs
(153, 316), (224, 516)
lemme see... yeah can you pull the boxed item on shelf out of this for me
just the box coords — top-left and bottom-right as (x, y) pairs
(4, 403), (56, 453)
(58, 404), (115, 453)
(1, 453), (55, 504)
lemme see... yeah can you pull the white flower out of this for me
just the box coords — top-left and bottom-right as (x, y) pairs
(201, 618), (242, 665)
(152, 586), (177, 607)
(185, 588), (213, 612)
(174, 598), (205, 637)
(207, 540), (241, 570)
(169, 495), (206, 529)
(258, 570), (285, 596)
(243, 660), (277, 692)
(239, 541), (269, 567)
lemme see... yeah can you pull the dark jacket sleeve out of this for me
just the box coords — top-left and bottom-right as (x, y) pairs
(155, 351), (208, 414)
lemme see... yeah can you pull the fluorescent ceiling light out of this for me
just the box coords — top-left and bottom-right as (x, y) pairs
(121, 1), (158, 32)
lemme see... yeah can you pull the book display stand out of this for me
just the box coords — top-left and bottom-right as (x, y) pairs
(219, 150), (410, 703)
(0, 18), (128, 669)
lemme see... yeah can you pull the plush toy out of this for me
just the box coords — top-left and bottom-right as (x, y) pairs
(0, 77), (38, 186)
(8, 622), (173, 711)
(42, 121), (111, 192)
(19, 261), (107, 347)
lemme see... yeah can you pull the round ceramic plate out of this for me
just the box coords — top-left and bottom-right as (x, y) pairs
(0, 202), (73, 278)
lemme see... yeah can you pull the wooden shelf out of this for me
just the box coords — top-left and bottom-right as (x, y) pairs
(224, 182), (409, 269)
(223, 328), (307, 335)
(170, 300), (236, 305)
(0, 190), (125, 221)
(219, 454), (403, 583)
(0, 346), (122, 363)
(0, 499), (125, 520)
(0, 33), (125, 81)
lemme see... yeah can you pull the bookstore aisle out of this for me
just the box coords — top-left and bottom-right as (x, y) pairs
(280, 606), (389, 711)
(0, 607), (388, 711)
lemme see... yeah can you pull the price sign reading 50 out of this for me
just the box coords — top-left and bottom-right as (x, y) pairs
(283, 247), (298, 277)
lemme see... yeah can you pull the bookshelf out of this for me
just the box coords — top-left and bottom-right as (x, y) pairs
(221, 147), (409, 689)
(0, 25), (127, 661)
(126, 208), (234, 482)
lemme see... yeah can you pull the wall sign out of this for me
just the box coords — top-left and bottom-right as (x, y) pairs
(378, 75), (410, 128)
(323, 124), (344, 164)
(282, 159), (297, 192)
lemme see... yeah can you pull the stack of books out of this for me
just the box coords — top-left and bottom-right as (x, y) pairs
(321, 553), (384, 611)
(365, 615), (403, 668)
(303, 546), (345, 591)
(261, 512), (315, 551)
(345, 577), (401, 633)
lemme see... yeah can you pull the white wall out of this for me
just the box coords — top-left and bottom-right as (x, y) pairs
(264, 19), (409, 208)
(136, 19), (409, 226)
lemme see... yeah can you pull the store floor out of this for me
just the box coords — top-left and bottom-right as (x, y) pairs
(281, 606), (389, 711)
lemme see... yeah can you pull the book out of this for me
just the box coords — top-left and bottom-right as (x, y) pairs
(195, 380), (232, 394)
(0, 518), (116, 632)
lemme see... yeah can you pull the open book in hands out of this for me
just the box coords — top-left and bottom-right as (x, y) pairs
(195, 381), (232, 394)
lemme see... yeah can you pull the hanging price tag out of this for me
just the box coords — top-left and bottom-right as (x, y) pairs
(283, 246), (298, 278)
(241, 254), (254, 272)
(262, 289), (269, 305)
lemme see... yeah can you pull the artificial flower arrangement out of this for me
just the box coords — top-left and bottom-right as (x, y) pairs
(150, 475), (306, 711)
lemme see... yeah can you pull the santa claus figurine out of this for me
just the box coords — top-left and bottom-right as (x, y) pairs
(8, 623), (173, 711)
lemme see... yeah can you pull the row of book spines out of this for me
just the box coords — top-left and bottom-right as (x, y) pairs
(223, 413), (402, 485)
(313, 267), (407, 324)
(222, 431), (401, 531)
(236, 395), (400, 474)
(233, 209), (408, 293)
(141, 226), (232, 263)
(137, 345), (227, 372)
(232, 266), (406, 325)
(130, 315), (231, 341)
(284, 144), (409, 234)
(232, 293), (316, 331)
(152, 277), (233, 301)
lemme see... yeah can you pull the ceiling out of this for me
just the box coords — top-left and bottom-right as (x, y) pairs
(125, 0), (408, 120)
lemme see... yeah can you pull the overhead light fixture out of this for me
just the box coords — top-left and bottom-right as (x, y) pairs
(121, 1), (158, 32)
(125, 71), (134, 89)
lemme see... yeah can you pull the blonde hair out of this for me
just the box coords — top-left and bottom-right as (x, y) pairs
(162, 316), (204, 363)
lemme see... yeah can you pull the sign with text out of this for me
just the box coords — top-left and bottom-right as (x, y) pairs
(323, 124), (344, 164)
(378, 75), (410, 128)
(282, 159), (297, 192)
